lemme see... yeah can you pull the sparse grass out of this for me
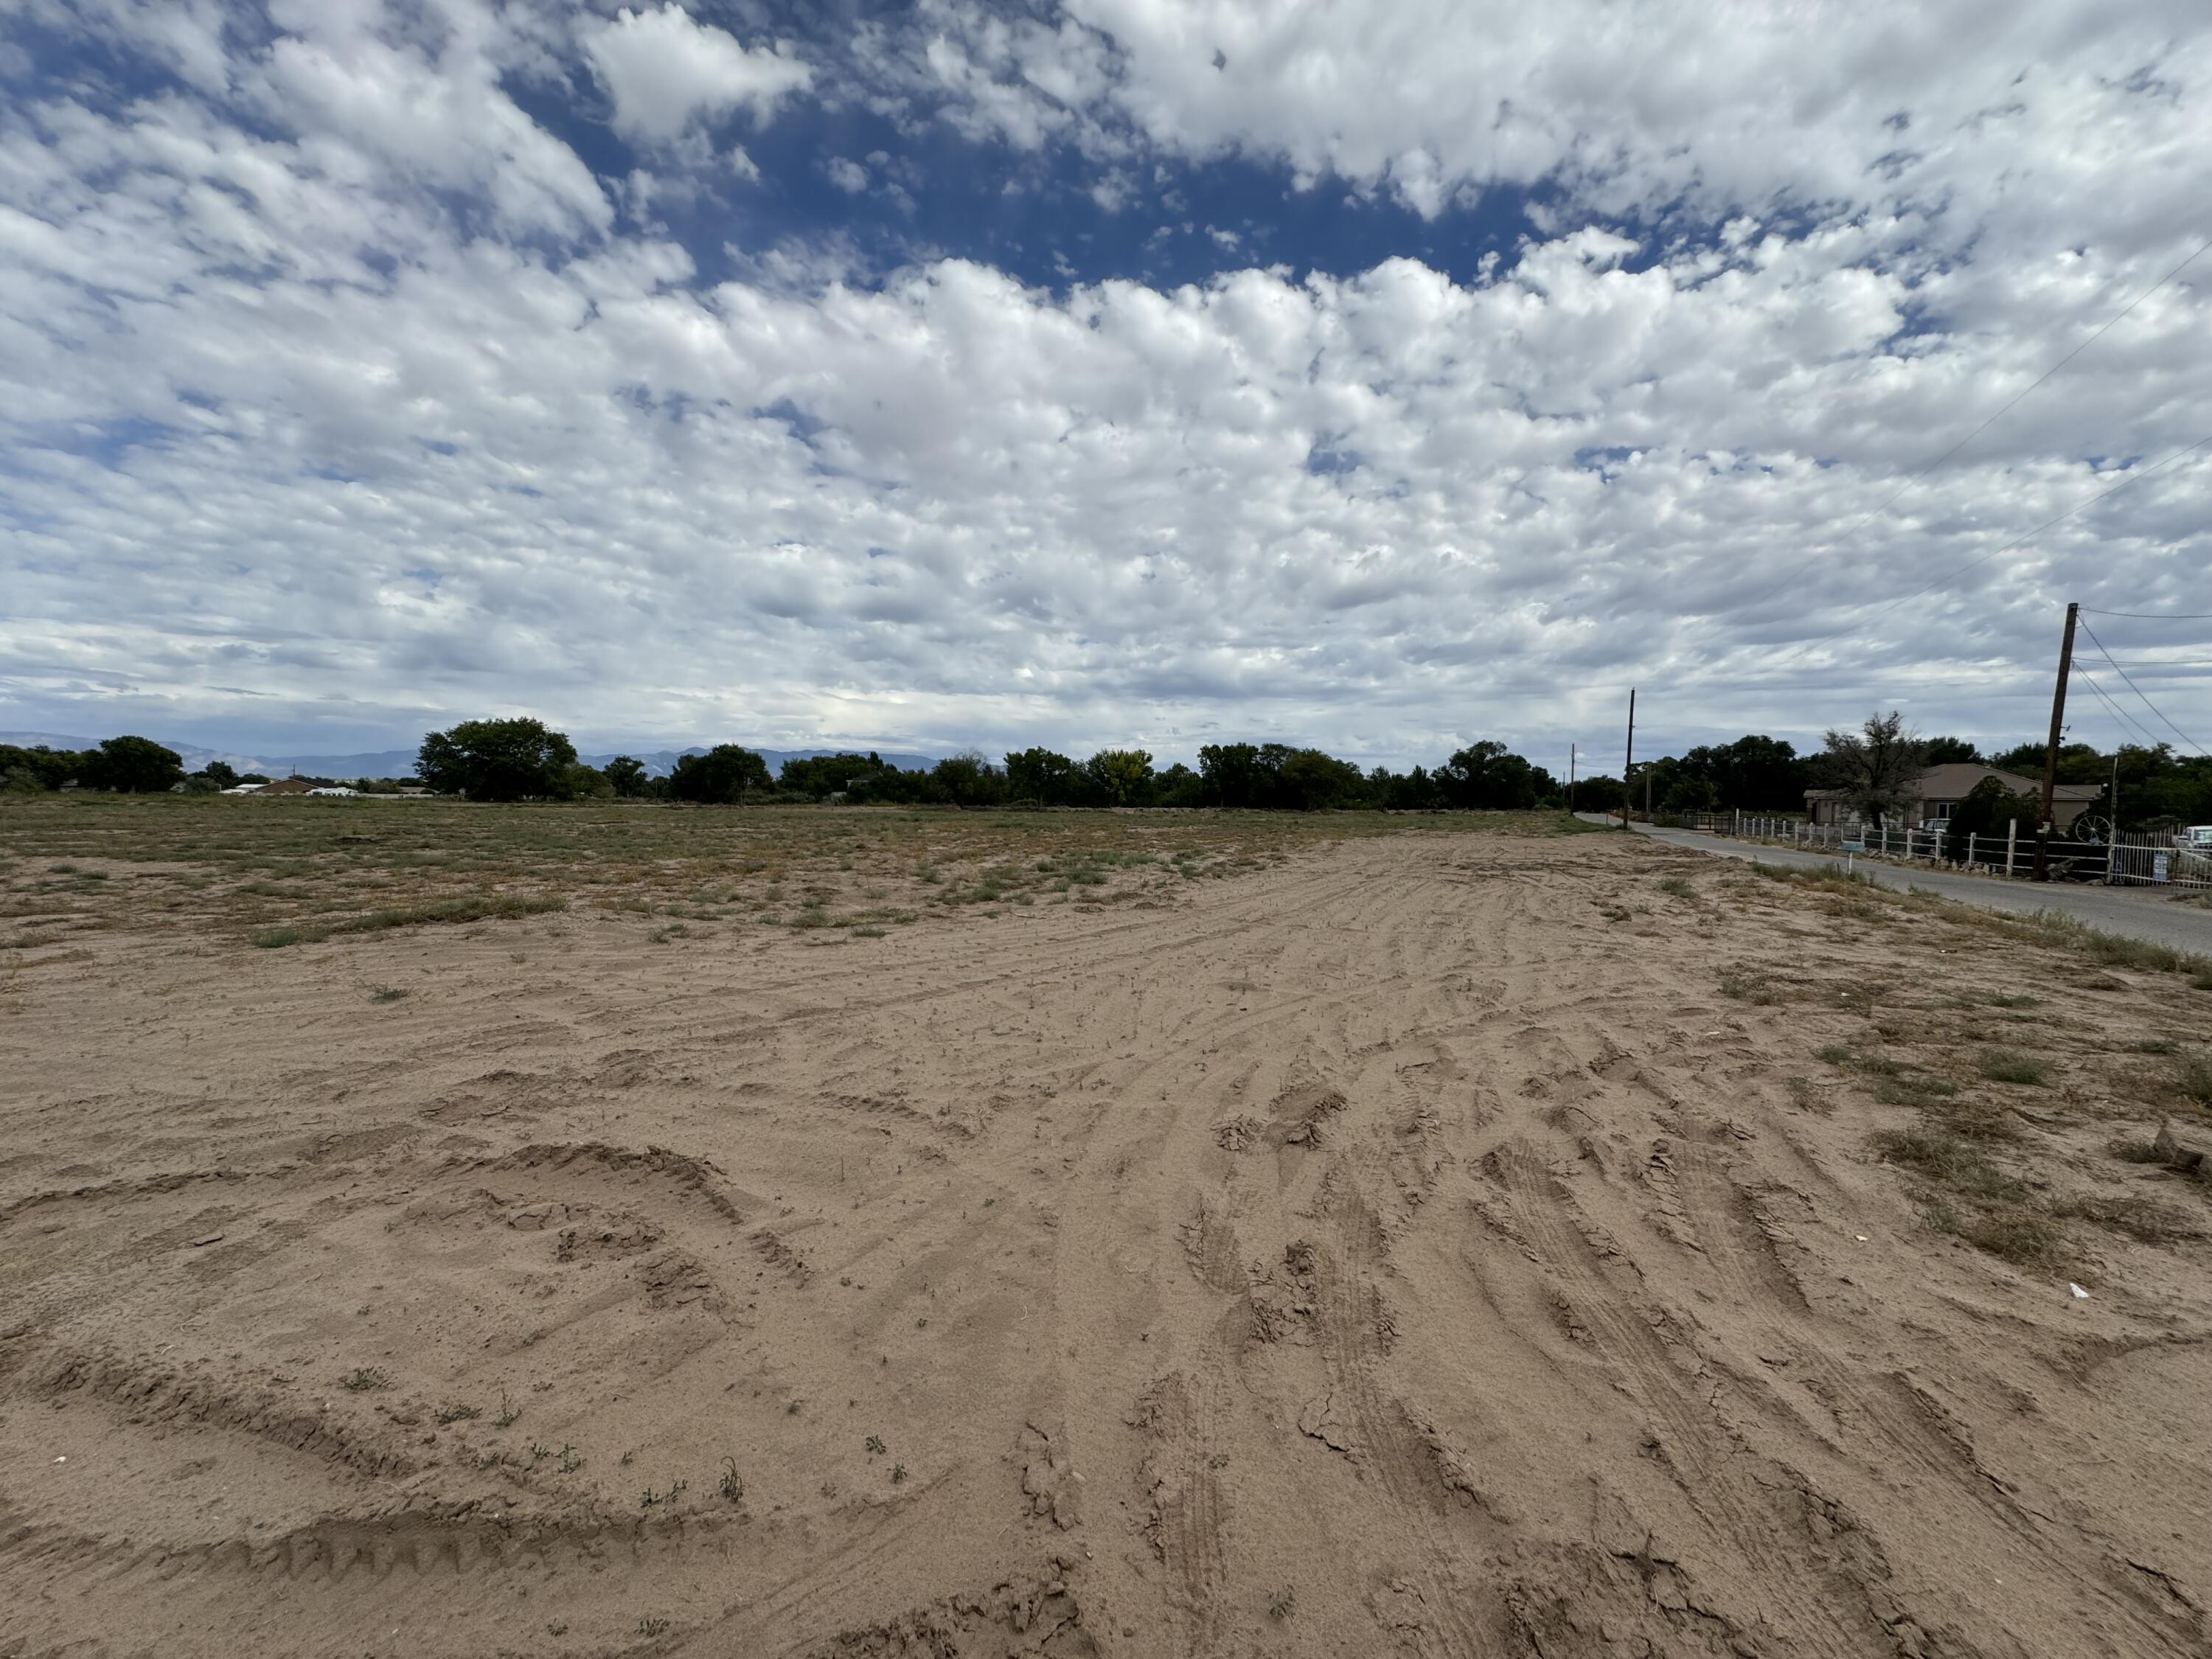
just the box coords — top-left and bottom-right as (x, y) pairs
(863, 1435), (886, 1455)
(1719, 969), (1781, 1005)
(249, 892), (568, 947)
(1976, 1048), (2051, 1086)
(720, 1457), (744, 1503)
(1658, 876), (1695, 899)
(494, 1393), (521, 1427)
(369, 984), (408, 1003)
(1874, 1127), (2025, 1203)
(2179, 1056), (2212, 1110)
(1784, 1076), (1825, 1113)
(340, 1366), (389, 1391)
(2133, 1037), (2179, 1054)
(434, 1401), (480, 1424)
(637, 1616), (670, 1638)
(0, 796), (1590, 955)
(890, 1462), (908, 1484)
(2056, 1194), (2201, 1245)
(1270, 1588), (1297, 1620)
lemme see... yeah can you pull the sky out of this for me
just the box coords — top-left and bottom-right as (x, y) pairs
(3, 0), (2210, 773)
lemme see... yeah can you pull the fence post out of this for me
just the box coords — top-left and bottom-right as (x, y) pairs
(2005, 818), (2017, 877)
(1968, 831), (1976, 869)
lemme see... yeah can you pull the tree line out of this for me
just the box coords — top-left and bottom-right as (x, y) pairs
(405, 720), (1570, 810)
(12, 717), (2206, 827)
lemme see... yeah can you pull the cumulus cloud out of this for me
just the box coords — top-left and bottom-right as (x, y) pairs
(1, 0), (2208, 763)
(585, 4), (813, 145)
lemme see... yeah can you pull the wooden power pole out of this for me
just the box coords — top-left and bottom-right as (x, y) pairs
(1567, 743), (1576, 814)
(1621, 689), (1636, 830)
(2034, 601), (2079, 882)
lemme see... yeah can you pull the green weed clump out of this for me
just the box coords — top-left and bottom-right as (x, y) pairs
(1975, 1049), (2051, 1087)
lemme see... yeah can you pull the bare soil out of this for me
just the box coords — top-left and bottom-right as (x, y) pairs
(3, 815), (2209, 1657)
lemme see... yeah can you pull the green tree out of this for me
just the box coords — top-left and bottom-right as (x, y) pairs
(928, 752), (1004, 806)
(1085, 748), (1155, 806)
(193, 760), (239, 788)
(0, 744), (85, 790)
(1921, 736), (1980, 765)
(79, 735), (186, 793)
(603, 755), (649, 796)
(1152, 762), (1204, 808)
(779, 752), (888, 799)
(1943, 776), (2037, 860)
(1815, 712), (1924, 827)
(1436, 741), (1552, 810)
(1197, 742), (1262, 808)
(1004, 747), (1077, 807)
(417, 718), (580, 801)
(668, 744), (772, 804)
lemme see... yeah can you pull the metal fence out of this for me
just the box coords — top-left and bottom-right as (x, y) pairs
(1642, 810), (2211, 890)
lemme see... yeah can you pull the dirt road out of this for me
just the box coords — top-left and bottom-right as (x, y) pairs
(2, 828), (2207, 1656)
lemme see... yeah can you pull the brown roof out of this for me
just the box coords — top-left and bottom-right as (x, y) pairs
(1913, 763), (2098, 801)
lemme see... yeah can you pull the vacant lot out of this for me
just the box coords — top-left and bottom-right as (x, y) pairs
(1, 802), (2208, 1657)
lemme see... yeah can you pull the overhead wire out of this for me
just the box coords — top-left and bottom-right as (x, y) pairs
(2074, 667), (2168, 749)
(2079, 608), (2212, 619)
(1782, 431), (2212, 657)
(1737, 232), (2212, 617)
(2076, 618), (2210, 755)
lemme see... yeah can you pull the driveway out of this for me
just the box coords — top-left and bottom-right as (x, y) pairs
(1581, 815), (2212, 959)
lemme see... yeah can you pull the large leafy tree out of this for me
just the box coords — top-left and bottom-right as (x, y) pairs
(1197, 742), (1262, 808)
(79, 735), (186, 793)
(1817, 711), (1924, 827)
(1085, 748), (1155, 807)
(603, 755), (649, 796)
(417, 718), (579, 801)
(0, 744), (86, 790)
(668, 744), (772, 804)
(1436, 740), (1553, 810)
(1004, 747), (1077, 807)
(779, 752), (888, 799)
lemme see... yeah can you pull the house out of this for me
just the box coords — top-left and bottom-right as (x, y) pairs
(1804, 763), (2100, 830)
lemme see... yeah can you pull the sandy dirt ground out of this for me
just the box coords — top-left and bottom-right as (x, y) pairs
(3, 827), (2210, 1657)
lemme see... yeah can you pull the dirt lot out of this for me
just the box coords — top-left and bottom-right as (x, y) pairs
(3, 801), (2210, 1658)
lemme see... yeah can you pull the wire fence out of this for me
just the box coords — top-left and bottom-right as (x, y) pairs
(1638, 810), (2212, 891)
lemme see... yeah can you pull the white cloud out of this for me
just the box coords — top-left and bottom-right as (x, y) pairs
(2, 1), (2208, 764)
(824, 156), (869, 194)
(585, 4), (813, 146)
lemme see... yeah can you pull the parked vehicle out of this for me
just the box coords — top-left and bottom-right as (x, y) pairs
(2178, 825), (2212, 852)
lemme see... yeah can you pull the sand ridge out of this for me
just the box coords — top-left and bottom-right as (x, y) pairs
(1, 827), (2208, 1655)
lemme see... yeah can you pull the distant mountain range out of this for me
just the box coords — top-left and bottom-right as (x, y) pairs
(1, 732), (936, 781)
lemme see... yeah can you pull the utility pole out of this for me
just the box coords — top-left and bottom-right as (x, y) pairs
(1621, 689), (1636, 830)
(2034, 602), (2079, 881)
(1567, 743), (1576, 814)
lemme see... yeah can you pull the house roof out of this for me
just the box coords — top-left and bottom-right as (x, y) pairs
(1804, 763), (2101, 804)
(1914, 762), (2099, 801)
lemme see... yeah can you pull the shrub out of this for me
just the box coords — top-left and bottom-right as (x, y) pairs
(1975, 1049), (2049, 1086)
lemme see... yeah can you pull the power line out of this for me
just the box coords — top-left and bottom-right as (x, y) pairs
(2075, 667), (2168, 749)
(2077, 618), (2210, 755)
(2079, 608), (2212, 619)
(1787, 431), (2212, 655)
(1738, 232), (2212, 612)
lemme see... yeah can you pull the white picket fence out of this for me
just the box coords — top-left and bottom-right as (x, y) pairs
(1652, 810), (2211, 890)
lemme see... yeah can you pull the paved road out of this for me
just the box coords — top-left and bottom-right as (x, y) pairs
(1579, 815), (2212, 958)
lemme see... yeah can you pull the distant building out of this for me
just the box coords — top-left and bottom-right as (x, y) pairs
(1804, 762), (2099, 829)
(305, 785), (359, 797)
(251, 777), (318, 796)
